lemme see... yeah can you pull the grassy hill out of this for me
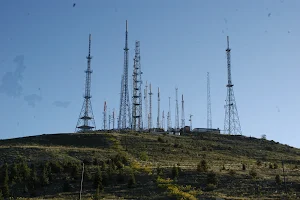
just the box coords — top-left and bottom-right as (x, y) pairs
(0, 131), (299, 200)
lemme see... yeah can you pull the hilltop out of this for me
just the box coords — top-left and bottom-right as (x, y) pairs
(0, 132), (300, 200)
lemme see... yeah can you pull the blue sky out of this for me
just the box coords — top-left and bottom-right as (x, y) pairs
(0, 0), (299, 147)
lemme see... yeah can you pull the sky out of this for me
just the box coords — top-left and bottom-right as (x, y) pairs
(0, 0), (299, 147)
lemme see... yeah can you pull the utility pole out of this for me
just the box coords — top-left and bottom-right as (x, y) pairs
(207, 72), (212, 129)
(75, 34), (96, 132)
(224, 36), (242, 135)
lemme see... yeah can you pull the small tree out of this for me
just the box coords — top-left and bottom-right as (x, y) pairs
(93, 167), (103, 189)
(172, 165), (179, 179)
(261, 134), (266, 140)
(197, 160), (208, 172)
(275, 174), (282, 185)
(40, 165), (49, 186)
(1, 163), (10, 198)
(274, 163), (278, 169)
(242, 163), (246, 171)
(93, 186), (101, 200)
(249, 168), (257, 179)
(10, 162), (19, 183)
(0, 190), (4, 200)
(206, 171), (218, 185)
(128, 173), (136, 188)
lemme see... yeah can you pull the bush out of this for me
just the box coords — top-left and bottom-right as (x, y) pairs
(172, 165), (179, 179)
(128, 173), (136, 188)
(249, 168), (257, 179)
(269, 163), (274, 169)
(139, 151), (149, 161)
(117, 169), (125, 183)
(274, 163), (279, 169)
(93, 167), (103, 189)
(242, 163), (246, 170)
(63, 180), (71, 192)
(206, 171), (218, 185)
(0, 190), (3, 200)
(158, 137), (164, 143)
(229, 169), (236, 176)
(206, 183), (217, 191)
(256, 160), (262, 166)
(275, 174), (282, 185)
(197, 160), (208, 172)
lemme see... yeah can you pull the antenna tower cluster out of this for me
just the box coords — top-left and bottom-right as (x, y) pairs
(224, 36), (242, 135)
(132, 41), (143, 131)
(75, 34), (96, 132)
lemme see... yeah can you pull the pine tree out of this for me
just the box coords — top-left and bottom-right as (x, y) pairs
(20, 161), (31, 182)
(40, 165), (49, 186)
(29, 164), (39, 189)
(10, 162), (19, 183)
(0, 190), (4, 200)
(128, 173), (136, 188)
(1, 163), (10, 198)
(93, 186), (100, 200)
(93, 167), (103, 189)
(172, 165), (179, 179)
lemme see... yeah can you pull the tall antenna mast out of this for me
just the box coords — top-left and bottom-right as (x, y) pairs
(118, 20), (131, 130)
(103, 101), (107, 130)
(162, 110), (165, 131)
(75, 34), (96, 132)
(181, 94), (185, 130)
(224, 36), (242, 135)
(207, 72), (212, 129)
(132, 41), (143, 131)
(157, 87), (160, 129)
(112, 109), (115, 130)
(189, 114), (193, 131)
(167, 97), (172, 131)
(108, 109), (111, 130)
(144, 81), (148, 129)
(149, 83), (153, 129)
(175, 87), (180, 131)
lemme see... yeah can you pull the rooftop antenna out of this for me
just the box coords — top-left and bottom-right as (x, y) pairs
(75, 34), (96, 132)
(224, 36), (242, 135)
(207, 72), (212, 129)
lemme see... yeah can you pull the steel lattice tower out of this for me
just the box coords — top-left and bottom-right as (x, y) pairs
(118, 20), (131, 130)
(167, 97), (172, 131)
(175, 87), (180, 131)
(112, 109), (115, 130)
(75, 34), (96, 133)
(207, 72), (212, 129)
(181, 94), (185, 129)
(144, 81), (149, 129)
(157, 87), (160, 129)
(103, 101), (107, 130)
(148, 83), (153, 129)
(224, 36), (242, 135)
(132, 41), (143, 131)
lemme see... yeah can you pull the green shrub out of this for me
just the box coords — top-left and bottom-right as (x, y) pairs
(249, 168), (257, 179)
(206, 183), (217, 191)
(172, 165), (179, 179)
(158, 137), (164, 143)
(206, 171), (218, 185)
(93, 167), (103, 189)
(128, 173), (136, 188)
(139, 151), (149, 161)
(197, 160), (208, 172)
(242, 163), (246, 170)
(229, 169), (236, 176)
(274, 163), (278, 169)
(275, 174), (282, 185)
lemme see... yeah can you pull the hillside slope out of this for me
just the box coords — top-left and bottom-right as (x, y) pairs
(0, 132), (299, 199)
